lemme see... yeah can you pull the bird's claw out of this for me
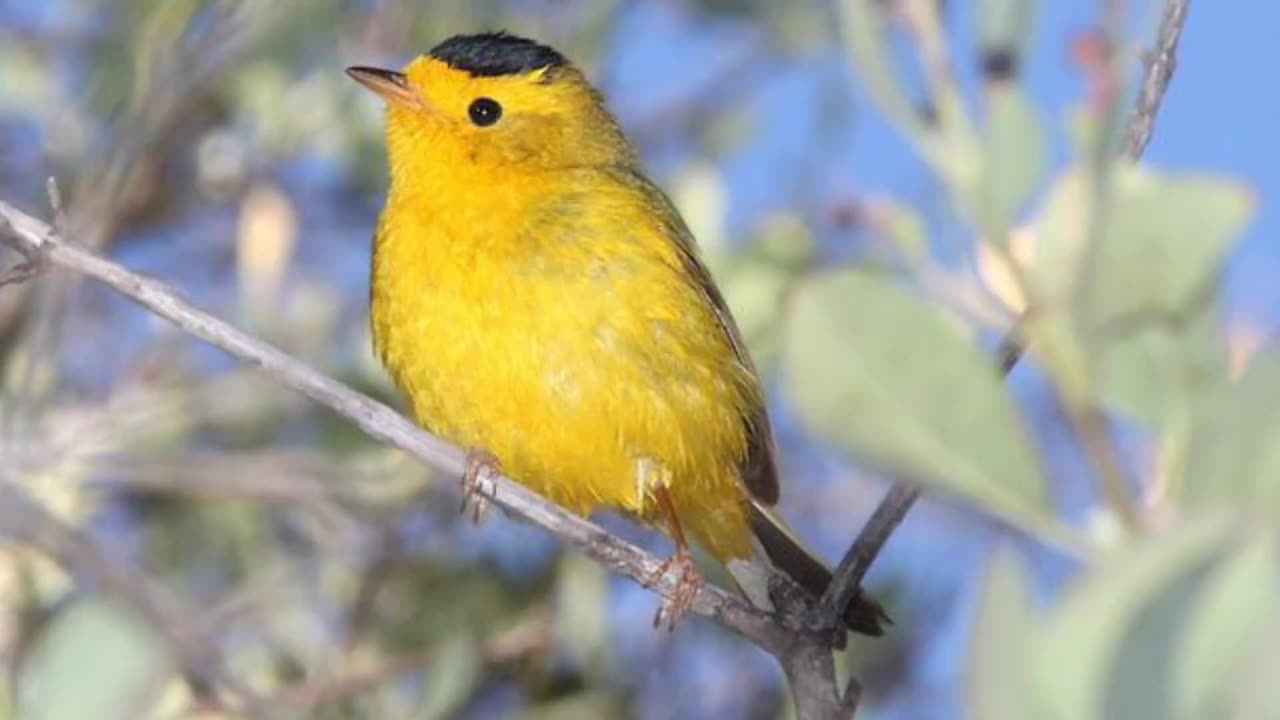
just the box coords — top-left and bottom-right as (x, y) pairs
(460, 448), (499, 524)
(648, 549), (701, 631)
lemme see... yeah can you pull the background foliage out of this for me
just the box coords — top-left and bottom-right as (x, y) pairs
(1, 1), (1277, 719)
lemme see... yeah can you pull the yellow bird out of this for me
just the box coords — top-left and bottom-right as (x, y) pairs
(348, 32), (887, 633)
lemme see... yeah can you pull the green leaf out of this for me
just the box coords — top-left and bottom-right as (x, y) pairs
(716, 215), (815, 374)
(1032, 167), (1251, 327)
(1094, 301), (1225, 425)
(719, 264), (793, 373)
(1226, 620), (1280, 720)
(1173, 530), (1280, 720)
(868, 198), (928, 264)
(967, 549), (1036, 720)
(840, 0), (972, 186)
(1182, 351), (1280, 506)
(420, 634), (482, 720)
(782, 270), (1049, 532)
(977, 0), (1038, 72)
(17, 599), (169, 720)
(840, 0), (927, 137)
(1031, 167), (1248, 425)
(980, 85), (1045, 247)
(555, 554), (608, 671)
(1033, 511), (1236, 718)
(1087, 169), (1252, 329)
(1030, 168), (1093, 305)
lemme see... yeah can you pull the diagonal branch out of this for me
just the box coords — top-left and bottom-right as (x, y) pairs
(819, 0), (1193, 670)
(0, 197), (801, 659)
(1124, 0), (1191, 160)
(819, 336), (1025, 629)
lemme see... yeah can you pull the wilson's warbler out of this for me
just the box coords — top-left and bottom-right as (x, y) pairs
(348, 32), (887, 634)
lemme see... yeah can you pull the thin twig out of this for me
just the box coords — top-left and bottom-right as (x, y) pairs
(0, 197), (803, 660)
(819, 333), (1025, 630)
(1071, 405), (1142, 530)
(820, 1), (1193, 693)
(1061, 0), (1192, 531)
(0, 217), (48, 287)
(1124, 0), (1190, 160)
(819, 484), (922, 626)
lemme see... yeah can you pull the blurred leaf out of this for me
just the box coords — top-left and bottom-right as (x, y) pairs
(1030, 167), (1248, 421)
(866, 198), (929, 264)
(975, 227), (1033, 314)
(1094, 302), (1225, 425)
(840, 0), (963, 182)
(671, 162), (729, 266)
(841, 0), (922, 129)
(129, 0), (200, 114)
(0, 44), (53, 111)
(1033, 167), (1251, 324)
(554, 554), (607, 670)
(525, 691), (624, 720)
(1033, 511), (1236, 718)
(1086, 169), (1252, 330)
(375, 563), (534, 654)
(1182, 351), (1280, 506)
(419, 634), (482, 720)
(977, 0), (1038, 72)
(17, 598), (169, 720)
(980, 85), (1045, 248)
(782, 271), (1051, 532)
(1227, 619), (1280, 720)
(748, 214), (815, 271)
(1173, 530), (1280, 720)
(237, 183), (298, 329)
(967, 549), (1035, 720)
(1030, 168), (1092, 305)
(718, 215), (815, 373)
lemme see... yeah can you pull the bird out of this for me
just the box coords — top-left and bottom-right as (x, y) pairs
(348, 31), (888, 635)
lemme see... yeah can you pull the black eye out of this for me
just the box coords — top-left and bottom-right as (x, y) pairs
(468, 97), (502, 127)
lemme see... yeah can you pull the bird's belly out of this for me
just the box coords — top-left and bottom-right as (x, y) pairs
(372, 264), (749, 531)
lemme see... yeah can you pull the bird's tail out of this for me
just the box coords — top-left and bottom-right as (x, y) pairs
(727, 500), (890, 636)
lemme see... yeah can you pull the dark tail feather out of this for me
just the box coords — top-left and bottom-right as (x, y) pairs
(747, 501), (891, 636)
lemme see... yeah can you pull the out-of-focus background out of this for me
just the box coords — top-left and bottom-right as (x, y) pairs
(1, 1), (1276, 719)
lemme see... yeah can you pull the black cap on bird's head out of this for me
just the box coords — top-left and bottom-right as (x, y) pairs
(428, 32), (568, 79)
(347, 31), (634, 171)
(345, 32), (572, 108)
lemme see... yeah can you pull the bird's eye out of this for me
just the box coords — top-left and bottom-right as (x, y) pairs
(468, 97), (503, 127)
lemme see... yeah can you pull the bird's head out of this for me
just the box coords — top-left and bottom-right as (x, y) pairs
(348, 33), (633, 189)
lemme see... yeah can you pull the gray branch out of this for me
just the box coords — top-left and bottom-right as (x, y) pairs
(1125, 0), (1191, 159)
(818, 0), (1193, 687)
(0, 199), (845, 718)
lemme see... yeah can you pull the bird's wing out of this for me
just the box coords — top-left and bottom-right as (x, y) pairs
(608, 165), (780, 505)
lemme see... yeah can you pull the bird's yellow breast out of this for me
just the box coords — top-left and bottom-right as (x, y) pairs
(371, 166), (757, 559)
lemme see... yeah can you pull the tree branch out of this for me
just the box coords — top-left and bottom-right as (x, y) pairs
(0, 7), (1196, 714)
(817, 0), (1194, 654)
(1124, 0), (1191, 160)
(819, 335), (1025, 630)
(0, 197), (807, 667)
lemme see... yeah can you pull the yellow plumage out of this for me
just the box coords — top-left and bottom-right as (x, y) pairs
(350, 33), (887, 634)
(370, 55), (758, 561)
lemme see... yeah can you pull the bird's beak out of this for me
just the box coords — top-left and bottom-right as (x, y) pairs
(346, 66), (422, 109)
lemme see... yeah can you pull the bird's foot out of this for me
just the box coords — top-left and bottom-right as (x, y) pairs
(460, 448), (499, 524)
(648, 548), (701, 631)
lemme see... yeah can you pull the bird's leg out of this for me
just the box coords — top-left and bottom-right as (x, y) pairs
(460, 448), (499, 524)
(648, 485), (702, 631)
